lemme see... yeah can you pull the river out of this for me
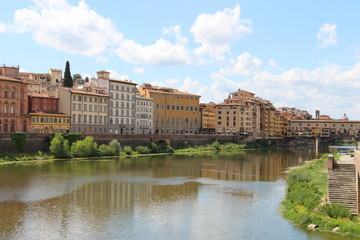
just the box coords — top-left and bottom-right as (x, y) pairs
(0, 148), (356, 240)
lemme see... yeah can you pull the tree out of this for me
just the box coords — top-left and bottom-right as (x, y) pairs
(63, 61), (73, 88)
(73, 73), (81, 81)
(85, 77), (89, 82)
(49, 133), (71, 158)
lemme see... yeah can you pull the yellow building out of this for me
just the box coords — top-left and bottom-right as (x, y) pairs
(199, 103), (216, 134)
(30, 112), (70, 133)
(138, 83), (200, 134)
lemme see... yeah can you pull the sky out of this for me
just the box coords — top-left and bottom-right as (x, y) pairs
(1, 0), (360, 119)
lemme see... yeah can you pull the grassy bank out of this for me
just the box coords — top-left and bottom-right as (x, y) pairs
(283, 153), (360, 237)
(0, 138), (275, 165)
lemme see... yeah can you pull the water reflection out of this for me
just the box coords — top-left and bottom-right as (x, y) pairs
(0, 147), (345, 240)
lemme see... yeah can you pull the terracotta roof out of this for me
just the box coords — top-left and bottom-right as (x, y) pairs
(26, 79), (40, 85)
(70, 89), (109, 97)
(30, 112), (70, 117)
(29, 92), (57, 98)
(0, 76), (27, 83)
(148, 89), (200, 97)
(109, 78), (137, 85)
(216, 102), (247, 106)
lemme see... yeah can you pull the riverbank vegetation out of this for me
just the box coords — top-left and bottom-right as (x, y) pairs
(283, 153), (360, 237)
(0, 133), (275, 163)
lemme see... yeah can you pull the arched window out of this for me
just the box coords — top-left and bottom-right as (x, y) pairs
(99, 116), (103, 124)
(11, 88), (15, 98)
(72, 114), (76, 123)
(121, 110), (124, 116)
(110, 117), (113, 124)
(22, 121), (26, 132)
(116, 93), (119, 99)
(115, 109), (119, 116)
(83, 115), (87, 123)
(121, 93), (124, 100)
(94, 115), (97, 124)
(121, 102), (124, 108)
(115, 118), (119, 124)
(126, 102), (129, 108)
(10, 120), (15, 132)
(78, 114), (81, 123)
(126, 94), (129, 100)
(116, 101), (119, 107)
(4, 87), (8, 98)
(89, 115), (92, 123)
(4, 120), (8, 132)
(11, 102), (15, 114)
(4, 102), (8, 114)
(126, 110), (129, 116)
(20, 104), (24, 114)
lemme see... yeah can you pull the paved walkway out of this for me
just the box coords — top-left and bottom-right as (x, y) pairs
(339, 154), (354, 164)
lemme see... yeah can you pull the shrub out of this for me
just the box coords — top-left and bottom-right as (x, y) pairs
(286, 169), (312, 189)
(123, 146), (133, 155)
(49, 133), (71, 158)
(319, 203), (351, 219)
(109, 139), (121, 155)
(212, 140), (220, 150)
(150, 142), (160, 153)
(63, 133), (82, 146)
(136, 146), (151, 154)
(11, 133), (26, 153)
(71, 136), (98, 158)
(98, 144), (116, 156)
(287, 182), (321, 210)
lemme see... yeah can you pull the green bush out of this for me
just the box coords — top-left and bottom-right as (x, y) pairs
(287, 182), (321, 210)
(109, 139), (121, 155)
(319, 203), (351, 219)
(11, 133), (26, 153)
(98, 144), (116, 156)
(71, 136), (98, 158)
(63, 133), (82, 146)
(136, 146), (151, 154)
(212, 141), (220, 150)
(150, 142), (160, 153)
(49, 133), (71, 158)
(286, 169), (312, 189)
(123, 146), (133, 155)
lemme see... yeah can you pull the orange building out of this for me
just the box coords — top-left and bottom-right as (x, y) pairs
(138, 83), (200, 134)
(0, 66), (29, 133)
(199, 103), (216, 134)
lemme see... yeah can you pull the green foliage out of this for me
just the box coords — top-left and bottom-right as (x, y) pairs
(212, 140), (220, 150)
(72, 73), (81, 81)
(286, 182), (321, 210)
(63, 61), (73, 88)
(85, 76), (89, 82)
(98, 144), (116, 156)
(149, 141), (174, 153)
(286, 169), (312, 189)
(109, 139), (121, 155)
(49, 133), (71, 158)
(319, 203), (351, 219)
(11, 133), (26, 153)
(135, 146), (151, 154)
(123, 146), (133, 155)
(71, 136), (98, 158)
(63, 133), (82, 146)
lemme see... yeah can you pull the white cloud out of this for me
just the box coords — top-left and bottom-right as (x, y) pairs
(6, 0), (122, 56)
(317, 23), (338, 47)
(163, 25), (188, 45)
(116, 38), (191, 66)
(134, 67), (146, 74)
(190, 4), (252, 60)
(106, 69), (132, 82)
(0, 21), (7, 32)
(219, 52), (263, 76)
(210, 57), (360, 119)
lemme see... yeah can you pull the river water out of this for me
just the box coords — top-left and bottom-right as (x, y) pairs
(0, 148), (356, 240)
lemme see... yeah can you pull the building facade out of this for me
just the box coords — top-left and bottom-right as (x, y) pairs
(199, 103), (216, 134)
(0, 66), (29, 133)
(93, 71), (137, 134)
(135, 93), (154, 134)
(57, 87), (109, 134)
(138, 83), (200, 134)
(28, 92), (70, 133)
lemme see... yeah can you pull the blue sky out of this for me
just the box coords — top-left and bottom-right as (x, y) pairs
(1, 0), (360, 119)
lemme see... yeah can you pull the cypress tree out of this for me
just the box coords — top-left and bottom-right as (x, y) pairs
(63, 61), (73, 88)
